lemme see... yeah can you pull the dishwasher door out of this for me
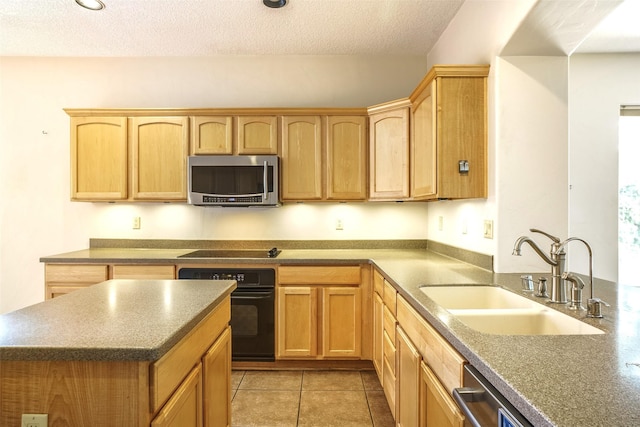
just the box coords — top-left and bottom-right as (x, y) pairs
(453, 365), (532, 427)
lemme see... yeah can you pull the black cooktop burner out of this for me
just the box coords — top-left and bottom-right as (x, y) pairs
(178, 247), (281, 259)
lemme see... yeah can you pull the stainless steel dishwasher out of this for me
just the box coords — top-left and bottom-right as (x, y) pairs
(453, 365), (533, 427)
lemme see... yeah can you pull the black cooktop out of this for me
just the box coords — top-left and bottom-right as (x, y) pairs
(178, 247), (281, 259)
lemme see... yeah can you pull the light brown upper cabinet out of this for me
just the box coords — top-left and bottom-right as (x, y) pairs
(67, 111), (189, 202)
(70, 117), (128, 200)
(368, 99), (411, 200)
(190, 115), (277, 155)
(281, 116), (323, 200)
(130, 116), (189, 201)
(281, 115), (368, 202)
(326, 116), (367, 200)
(237, 116), (278, 154)
(190, 116), (233, 155)
(410, 65), (489, 200)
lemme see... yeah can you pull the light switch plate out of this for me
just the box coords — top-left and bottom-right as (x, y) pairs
(22, 414), (48, 427)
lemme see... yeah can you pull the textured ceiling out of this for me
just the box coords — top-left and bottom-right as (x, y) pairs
(0, 0), (464, 56)
(0, 0), (637, 57)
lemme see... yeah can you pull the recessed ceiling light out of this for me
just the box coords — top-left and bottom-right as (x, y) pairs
(75, 0), (105, 11)
(263, 0), (287, 8)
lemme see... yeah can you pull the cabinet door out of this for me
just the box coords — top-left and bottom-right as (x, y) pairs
(420, 362), (465, 427)
(152, 363), (203, 427)
(130, 116), (189, 200)
(326, 116), (367, 200)
(276, 286), (318, 358)
(397, 327), (421, 427)
(281, 116), (323, 200)
(237, 116), (278, 154)
(71, 117), (128, 200)
(369, 108), (410, 200)
(322, 286), (361, 358)
(373, 291), (384, 379)
(202, 327), (231, 427)
(436, 76), (487, 199)
(411, 80), (437, 199)
(111, 265), (176, 279)
(191, 116), (233, 155)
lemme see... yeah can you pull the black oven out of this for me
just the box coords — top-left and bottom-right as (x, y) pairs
(178, 267), (275, 362)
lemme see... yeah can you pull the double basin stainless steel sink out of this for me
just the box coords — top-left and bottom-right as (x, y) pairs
(419, 285), (604, 335)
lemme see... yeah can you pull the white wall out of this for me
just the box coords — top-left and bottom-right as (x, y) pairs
(427, 0), (562, 270)
(0, 55), (430, 313)
(569, 53), (640, 281)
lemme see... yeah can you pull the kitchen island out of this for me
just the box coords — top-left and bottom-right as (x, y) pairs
(0, 279), (235, 426)
(37, 240), (640, 427)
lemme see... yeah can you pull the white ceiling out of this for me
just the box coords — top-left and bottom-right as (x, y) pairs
(0, 0), (637, 57)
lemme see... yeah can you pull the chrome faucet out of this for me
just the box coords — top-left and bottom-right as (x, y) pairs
(555, 237), (607, 318)
(512, 229), (567, 303)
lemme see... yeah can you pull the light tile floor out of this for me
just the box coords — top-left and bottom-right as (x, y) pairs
(231, 370), (395, 427)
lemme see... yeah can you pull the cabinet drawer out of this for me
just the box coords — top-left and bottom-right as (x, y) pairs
(112, 265), (176, 279)
(383, 280), (397, 315)
(45, 264), (108, 283)
(383, 304), (396, 342)
(397, 295), (465, 392)
(151, 298), (230, 413)
(382, 355), (396, 419)
(373, 269), (384, 296)
(278, 265), (361, 285)
(382, 329), (396, 376)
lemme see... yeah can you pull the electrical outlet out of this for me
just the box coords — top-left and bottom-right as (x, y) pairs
(335, 219), (344, 230)
(133, 216), (141, 230)
(22, 414), (48, 427)
(483, 220), (494, 239)
(438, 216), (443, 231)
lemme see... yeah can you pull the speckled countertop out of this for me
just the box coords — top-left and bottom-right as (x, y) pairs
(0, 279), (235, 361)
(36, 243), (640, 426)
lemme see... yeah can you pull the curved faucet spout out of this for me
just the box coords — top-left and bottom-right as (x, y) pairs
(512, 236), (557, 266)
(555, 237), (593, 298)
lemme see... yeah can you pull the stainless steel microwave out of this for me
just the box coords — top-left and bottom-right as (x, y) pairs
(187, 155), (279, 207)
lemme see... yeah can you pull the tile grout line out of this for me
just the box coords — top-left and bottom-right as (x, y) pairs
(360, 371), (376, 427)
(296, 370), (304, 426)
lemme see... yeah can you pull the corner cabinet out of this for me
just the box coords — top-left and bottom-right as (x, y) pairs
(276, 265), (363, 359)
(410, 65), (489, 200)
(368, 99), (411, 201)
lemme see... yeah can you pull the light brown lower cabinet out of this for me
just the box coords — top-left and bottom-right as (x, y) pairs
(276, 265), (363, 360)
(373, 288), (467, 426)
(420, 362), (465, 427)
(151, 363), (203, 427)
(44, 264), (109, 299)
(203, 326), (232, 427)
(396, 326), (421, 427)
(45, 263), (177, 299)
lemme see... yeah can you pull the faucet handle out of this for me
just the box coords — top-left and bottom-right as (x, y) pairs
(530, 228), (561, 243)
(587, 298), (609, 318)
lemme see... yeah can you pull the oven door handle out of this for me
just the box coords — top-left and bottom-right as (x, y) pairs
(232, 291), (274, 300)
(453, 387), (485, 427)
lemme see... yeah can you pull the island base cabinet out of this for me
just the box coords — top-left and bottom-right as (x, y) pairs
(203, 326), (232, 427)
(0, 360), (151, 427)
(151, 364), (203, 427)
(420, 362), (465, 427)
(0, 297), (232, 427)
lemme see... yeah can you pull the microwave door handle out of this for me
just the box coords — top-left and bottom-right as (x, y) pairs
(263, 160), (268, 201)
